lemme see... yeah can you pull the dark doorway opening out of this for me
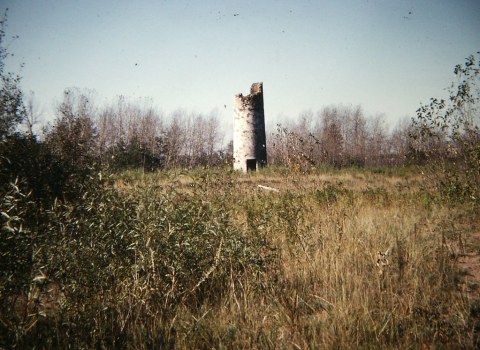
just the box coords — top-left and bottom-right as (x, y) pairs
(246, 159), (257, 172)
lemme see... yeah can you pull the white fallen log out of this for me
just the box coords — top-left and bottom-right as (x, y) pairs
(257, 185), (280, 192)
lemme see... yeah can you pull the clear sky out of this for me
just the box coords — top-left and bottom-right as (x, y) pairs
(2, 0), (480, 134)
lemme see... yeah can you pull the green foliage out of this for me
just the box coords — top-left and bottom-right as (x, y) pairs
(0, 88), (101, 203)
(0, 170), (275, 348)
(411, 52), (480, 204)
(314, 183), (342, 204)
(46, 89), (98, 171)
(0, 182), (32, 297)
(0, 10), (25, 140)
(0, 72), (25, 139)
(1, 135), (75, 203)
(0, 15), (96, 205)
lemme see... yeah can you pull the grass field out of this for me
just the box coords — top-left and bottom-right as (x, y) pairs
(2, 167), (480, 349)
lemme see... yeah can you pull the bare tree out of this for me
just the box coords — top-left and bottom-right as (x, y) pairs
(365, 114), (387, 167)
(389, 117), (412, 166)
(343, 105), (367, 167)
(96, 96), (165, 170)
(204, 111), (223, 166)
(318, 107), (344, 167)
(164, 109), (187, 168)
(23, 91), (43, 138)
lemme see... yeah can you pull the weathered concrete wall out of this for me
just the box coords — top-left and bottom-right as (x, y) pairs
(233, 82), (267, 172)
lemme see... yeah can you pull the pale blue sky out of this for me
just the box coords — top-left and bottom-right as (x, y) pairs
(3, 0), (480, 134)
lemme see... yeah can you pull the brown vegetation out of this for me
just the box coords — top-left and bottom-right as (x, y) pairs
(4, 168), (475, 349)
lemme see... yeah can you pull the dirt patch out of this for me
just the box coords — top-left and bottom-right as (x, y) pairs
(458, 227), (480, 297)
(458, 252), (480, 294)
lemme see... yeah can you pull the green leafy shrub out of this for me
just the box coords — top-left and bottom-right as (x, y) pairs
(411, 53), (480, 204)
(0, 181), (33, 298)
(314, 183), (342, 204)
(0, 170), (277, 348)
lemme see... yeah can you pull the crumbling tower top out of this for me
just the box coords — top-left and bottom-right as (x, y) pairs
(250, 82), (263, 95)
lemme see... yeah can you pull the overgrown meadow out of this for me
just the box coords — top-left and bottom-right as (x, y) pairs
(1, 12), (479, 348)
(2, 166), (479, 349)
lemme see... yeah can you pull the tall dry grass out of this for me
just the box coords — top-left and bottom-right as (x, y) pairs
(1, 167), (478, 348)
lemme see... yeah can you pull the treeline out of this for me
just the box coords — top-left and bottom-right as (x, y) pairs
(14, 90), (418, 179)
(6, 83), (476, 181)
(26, 92), (417, 178)
(47, 89), (227, 172)
(43, 91), (418, 174)
(2, 89), (229, 205)
(268, 106), (412, 169)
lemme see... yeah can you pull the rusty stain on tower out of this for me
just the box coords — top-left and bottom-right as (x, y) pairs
(233, 82), (267, 172)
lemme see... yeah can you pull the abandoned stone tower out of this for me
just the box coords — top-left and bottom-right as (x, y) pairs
(233, 82), (267, 172)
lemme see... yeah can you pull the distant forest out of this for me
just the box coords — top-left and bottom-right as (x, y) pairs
(5, 88), (427, 172)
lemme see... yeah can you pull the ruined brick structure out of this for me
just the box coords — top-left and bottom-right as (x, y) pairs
(233, 82), (267, 172)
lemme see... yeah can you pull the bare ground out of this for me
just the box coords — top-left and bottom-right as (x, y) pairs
(458, 229), (480, 297)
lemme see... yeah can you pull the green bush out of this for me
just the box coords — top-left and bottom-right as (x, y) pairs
(0, 170), (277, 348)
(411, 53), (480, 205)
